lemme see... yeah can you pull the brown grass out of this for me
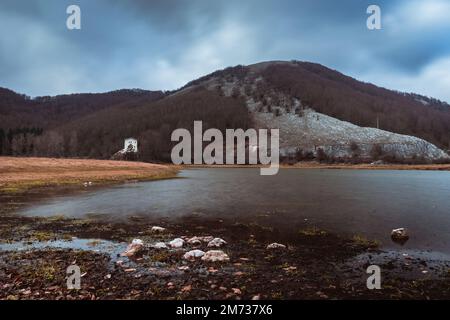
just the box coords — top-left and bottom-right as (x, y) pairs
(283, 161), (450, 171)
(0, 157), (179, 193)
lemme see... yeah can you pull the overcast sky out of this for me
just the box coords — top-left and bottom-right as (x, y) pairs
(1, 0), (450, 102)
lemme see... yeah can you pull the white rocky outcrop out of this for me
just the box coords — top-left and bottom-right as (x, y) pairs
(253, 108), (449, 161)
(197, 69), (449, 162)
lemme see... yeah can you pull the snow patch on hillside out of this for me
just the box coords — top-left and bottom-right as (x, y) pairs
(252, 106), (449, 160)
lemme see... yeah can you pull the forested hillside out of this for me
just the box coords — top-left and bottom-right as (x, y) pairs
(0, 87), (250, 161)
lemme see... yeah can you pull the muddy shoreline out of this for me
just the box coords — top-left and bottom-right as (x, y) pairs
(1, 183), (450, 300)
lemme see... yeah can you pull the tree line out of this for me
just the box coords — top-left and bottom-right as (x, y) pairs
(0, 127), (43, 156)
(1, 88), (251, 162)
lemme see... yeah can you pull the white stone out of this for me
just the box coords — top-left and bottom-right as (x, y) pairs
(132, 239), (144, 245)
(201, 250), (230, 262)
(391, 228), (409, 240)
(183, 249), (205, 260)
(187, 236), (214, 245)
(151, 226), (166, 233)
(207, 238), (227, 248)
(169, 238), (185, 248)
(151, 242), (168, 249)
(186, 237), (203, 245)
(266, 243), (286, 250)
(121, 238), (144, 257)
(201, 236), (214, 243)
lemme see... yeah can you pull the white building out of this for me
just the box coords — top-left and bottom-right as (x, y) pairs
(124, 138), (138, 153)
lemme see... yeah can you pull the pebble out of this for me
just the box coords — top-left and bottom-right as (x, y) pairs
(121, 239), (144, 257)
(151, 226), (166, 233)
(169, 238), (185, 248)
(207, 238), (227, 248)
(201, 250), (230, 262)
(152, 242), (168, 249)
(183, 249), (205, 260)
(232, 288), (242, 295)
(266, 243), (287, 250)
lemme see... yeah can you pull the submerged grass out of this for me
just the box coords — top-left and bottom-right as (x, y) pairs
(298, 227), (329, 237)
(351, 234), (380, 248)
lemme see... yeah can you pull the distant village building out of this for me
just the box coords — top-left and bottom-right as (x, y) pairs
(124, 138), (138, 153)
(111, 137), (138, 161)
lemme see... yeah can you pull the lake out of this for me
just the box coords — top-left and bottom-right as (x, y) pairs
(17, 168), (450, 254)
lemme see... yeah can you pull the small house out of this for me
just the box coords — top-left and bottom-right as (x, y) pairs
(124, 138), (138, 153)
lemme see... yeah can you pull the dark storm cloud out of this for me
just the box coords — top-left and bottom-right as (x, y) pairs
(0, 0), (449, 101)
(110, 0), (225, 31)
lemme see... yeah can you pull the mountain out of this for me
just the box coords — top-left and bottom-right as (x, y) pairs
(184, 61), (450, 162)
(0, 60), (449, 163)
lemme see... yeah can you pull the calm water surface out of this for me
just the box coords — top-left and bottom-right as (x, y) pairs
(17, 169), (450, 253)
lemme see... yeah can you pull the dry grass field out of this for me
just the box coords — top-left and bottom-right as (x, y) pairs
(0, 157), (178, 193)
